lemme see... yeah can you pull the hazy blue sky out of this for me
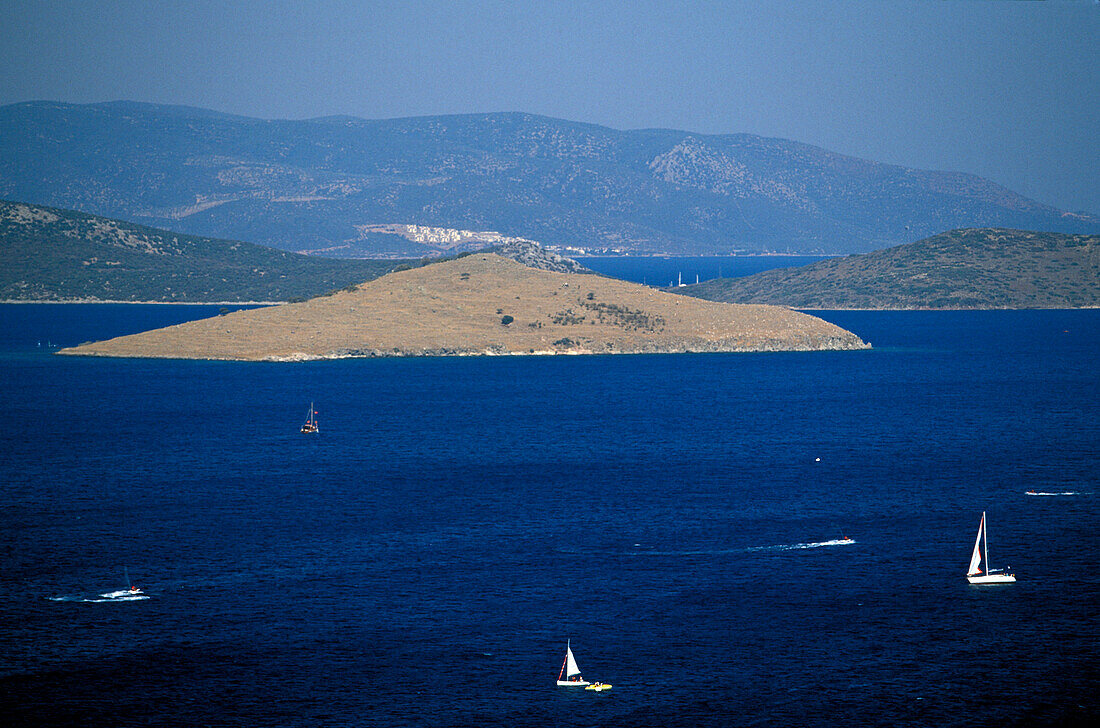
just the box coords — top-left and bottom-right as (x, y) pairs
(2, 0), (1098, 213)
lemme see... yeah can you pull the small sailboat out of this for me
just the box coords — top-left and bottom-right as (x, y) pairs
(125, 567), (142, 595)
(966, 511), (1016, 584)
(100, 567), (144, 598)
(300, 402), (319, 434)
(556, 640), (590, 686)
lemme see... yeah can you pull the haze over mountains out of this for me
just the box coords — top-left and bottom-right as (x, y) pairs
(2, 101), (1096, 257)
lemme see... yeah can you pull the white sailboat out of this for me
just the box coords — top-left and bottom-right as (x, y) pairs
(100, 567), (144, 598)
(556, 640), (590, 686)
(966, 511), (1016, 584)
(300, 402), (319, 434)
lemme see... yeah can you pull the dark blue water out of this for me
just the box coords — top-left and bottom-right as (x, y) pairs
(582, 256), (830, 286)
(1, 305), (1098, 727)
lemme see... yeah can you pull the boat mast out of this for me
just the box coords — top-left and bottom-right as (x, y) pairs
(983, 511), (990, 572)
(558, 639), (570, 681)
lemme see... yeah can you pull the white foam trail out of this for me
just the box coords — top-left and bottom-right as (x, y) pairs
(604, 538), (857, 557)
(47, 592), (150, 603)
(621, 547), (749, 556)
(99, 589), (144, 599)
(806, 538), (857, 548)
(749, 538), (855, 552)
(1026, 491), (1079, 497)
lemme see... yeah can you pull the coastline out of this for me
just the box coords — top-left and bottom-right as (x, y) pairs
(0, 299), (281, 306)
(6, 299), (1095, 311)
(792, 305), (1100, 311)
(575, 252), (837, 258)
(7, 299), (1096, 311)
(60, 338), (872, 362)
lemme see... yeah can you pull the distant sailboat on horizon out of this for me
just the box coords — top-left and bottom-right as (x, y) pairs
(966, 511), (1016, 584)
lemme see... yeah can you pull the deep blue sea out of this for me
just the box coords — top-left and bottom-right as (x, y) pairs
(1, 300), (1098, 727)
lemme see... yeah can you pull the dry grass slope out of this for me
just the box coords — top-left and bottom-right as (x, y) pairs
(60, 254), (868, 360)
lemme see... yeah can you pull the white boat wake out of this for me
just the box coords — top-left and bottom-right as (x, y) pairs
(613, 538), (856, 557)
(621, 547), (751, 556)
(806, 538), (857, 548)
(47, 591), (150, 603)
(1026, 490), (1080, 497)
(748, 538), (856, 552)
(98, 588), (145, 599)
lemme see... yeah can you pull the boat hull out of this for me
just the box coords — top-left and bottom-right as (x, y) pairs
(585, 683), (612, 692)
(967, 573), (1016, 584)
(556, 680), (590, 687)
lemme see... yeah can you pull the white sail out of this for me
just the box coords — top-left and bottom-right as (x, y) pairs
(968, 513), (984, 576)
(565, 644), (581, 677)
(966, 511), (1016, 584)
(556, 639), (592, 686)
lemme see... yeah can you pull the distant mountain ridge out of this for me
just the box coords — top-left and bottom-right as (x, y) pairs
(1, 101), (1096, 256)
(676, 228), (1100, 309)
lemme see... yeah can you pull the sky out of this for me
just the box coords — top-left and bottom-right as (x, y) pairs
(2, 0), (1098, 213)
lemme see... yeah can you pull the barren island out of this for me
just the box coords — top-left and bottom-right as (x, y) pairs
(59, 254), (869, 360)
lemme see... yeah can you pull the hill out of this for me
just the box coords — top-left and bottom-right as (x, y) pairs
(676, 229), (1100, 309)
(59, 254), (868, 360)
(2, 101), (1096, 256)
(0, 200), (403, 302)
